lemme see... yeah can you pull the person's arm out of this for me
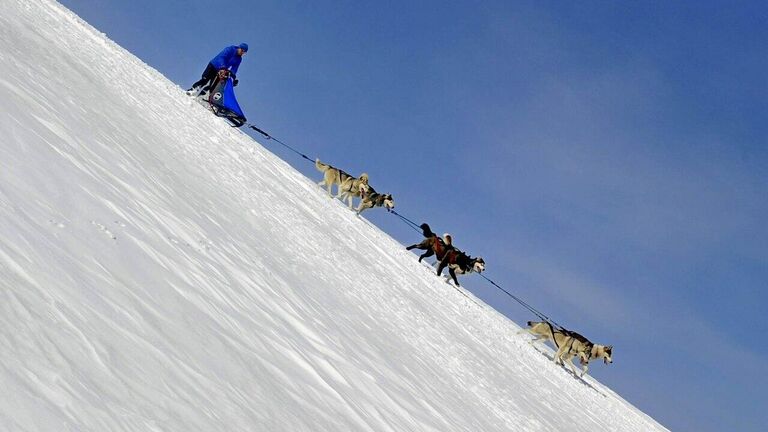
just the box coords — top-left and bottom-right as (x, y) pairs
(229, 56), (242, 77)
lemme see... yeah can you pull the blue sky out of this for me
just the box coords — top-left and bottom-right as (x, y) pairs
(59, 1), (768, 430)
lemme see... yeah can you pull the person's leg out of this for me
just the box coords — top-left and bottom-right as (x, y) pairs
(202, 75), (218, 93)
(189, 63), (217, 90)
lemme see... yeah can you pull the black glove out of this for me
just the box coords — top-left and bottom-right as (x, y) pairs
(233, 79), (239, 86)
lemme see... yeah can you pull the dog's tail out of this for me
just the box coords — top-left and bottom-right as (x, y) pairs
(315, 158), (330, 173)
(419, 223), (434, 238)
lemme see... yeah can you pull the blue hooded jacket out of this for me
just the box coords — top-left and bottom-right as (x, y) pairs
(210, 45), (243, 76)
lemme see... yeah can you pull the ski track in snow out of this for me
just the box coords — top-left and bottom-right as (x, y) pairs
(0, 1), (668, 431)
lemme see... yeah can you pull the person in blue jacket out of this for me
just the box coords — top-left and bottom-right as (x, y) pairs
(187, 43), (248, 95)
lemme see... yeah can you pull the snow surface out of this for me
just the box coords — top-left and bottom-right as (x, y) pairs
(0, 1), (669, 431)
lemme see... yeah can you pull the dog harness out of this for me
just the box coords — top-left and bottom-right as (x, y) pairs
(434, 238), (444, 256)
(547, 322), (561, 349)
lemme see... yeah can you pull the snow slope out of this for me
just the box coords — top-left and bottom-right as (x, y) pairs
(0, 1), (668, 431)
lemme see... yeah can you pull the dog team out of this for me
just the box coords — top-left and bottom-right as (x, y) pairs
(315, 158), (612, 378)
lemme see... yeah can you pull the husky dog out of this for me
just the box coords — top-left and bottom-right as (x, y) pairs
(436, 250), (485, 287)
(354, 185), (394, 215)
(315, 159), (369, 203)
(523, 321), (613, 377)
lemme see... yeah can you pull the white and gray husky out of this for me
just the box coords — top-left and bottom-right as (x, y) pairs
(522, 321), (613, 377)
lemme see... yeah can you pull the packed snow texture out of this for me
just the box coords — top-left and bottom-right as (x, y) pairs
(0, 1), (668, 431)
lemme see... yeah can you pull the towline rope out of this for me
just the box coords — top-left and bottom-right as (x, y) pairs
(388, 210), (423, 233)
(247, 124), (313, 164)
